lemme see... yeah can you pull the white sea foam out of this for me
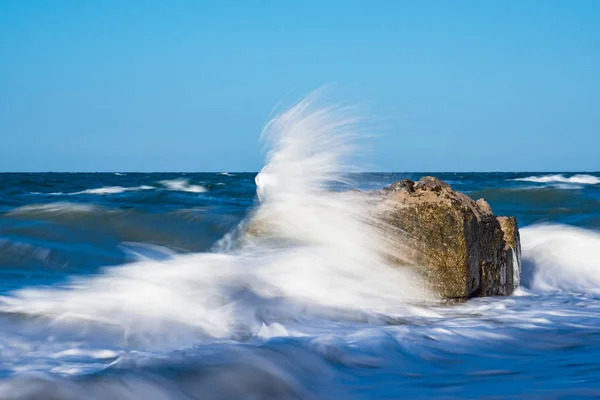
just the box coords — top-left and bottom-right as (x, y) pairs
(521, 224), (600, 294)
(159, 179), (207, 193)
(0, 92), (428, 348)
(513, 174), (600, 185)
(52, 348), (120, 359)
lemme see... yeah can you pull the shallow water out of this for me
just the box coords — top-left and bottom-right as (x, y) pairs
(1, 103), (600, 398)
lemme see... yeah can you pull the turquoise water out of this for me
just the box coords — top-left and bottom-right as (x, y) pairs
(0, 171), (599, 399)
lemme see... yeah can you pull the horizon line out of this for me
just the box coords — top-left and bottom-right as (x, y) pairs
(1, 171), (599, 174)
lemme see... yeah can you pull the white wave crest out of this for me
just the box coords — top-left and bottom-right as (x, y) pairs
(513, 174), (600, 185)
(521, 224), (600, 294)
(0, 92), (428, 348)
(74, 186), (154, 195)
(160, 179), (207, 193)
(39, 186), (155, 196)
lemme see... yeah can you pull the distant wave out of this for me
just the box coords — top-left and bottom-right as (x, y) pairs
(36, 185), (155, 196)
(512, 174), (600, 185)
(5, 202), (225, 255)
(78, 186), (128, 195)
(220, 172), (235, 176)
(35, 181), (208, 196)
(73, 185), (154, 195)
(159, 179), (207, 193)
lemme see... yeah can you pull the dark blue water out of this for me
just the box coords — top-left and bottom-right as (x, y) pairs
(0, 172), (599, 399)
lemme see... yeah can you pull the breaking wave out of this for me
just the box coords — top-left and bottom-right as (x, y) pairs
(31, 181), (211, 196)
(159, 179), (207, 193)
(73, 185), (155, 195)
(513, 174), (600, 185)
(39, 185), (155, 196)
(0, 92), (429, 349)
(521, 224), (600, 294)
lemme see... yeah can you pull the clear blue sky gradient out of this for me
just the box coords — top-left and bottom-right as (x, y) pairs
(1, 1), (599, 172)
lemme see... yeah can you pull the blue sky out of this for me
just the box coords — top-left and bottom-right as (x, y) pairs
(1, 1), (599, 172)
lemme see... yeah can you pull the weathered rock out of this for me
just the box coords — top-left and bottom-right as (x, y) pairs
(414, 176), (451, 192)
(380, 176), (521, 299)
(383, 179), (415, 193)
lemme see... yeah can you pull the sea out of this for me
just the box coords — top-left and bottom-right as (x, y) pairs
(1, 104), (600, 399)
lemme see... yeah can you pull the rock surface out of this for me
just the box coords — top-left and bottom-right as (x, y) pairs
(380, 176), (521, 299)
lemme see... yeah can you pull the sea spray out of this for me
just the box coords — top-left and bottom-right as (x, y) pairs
(0, 93), (429, 349)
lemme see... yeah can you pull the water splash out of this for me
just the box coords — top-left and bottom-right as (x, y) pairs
(0, 92), (428, 350)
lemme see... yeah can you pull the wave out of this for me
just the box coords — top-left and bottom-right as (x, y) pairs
(159, 179), (207, 193)
(73, 185), (154, 195)
(5, 202), (228, 256)
(521, 224), (600, 294)
(0, 346), (323, 399)
(35, 181), (208, 196)
(512, 174), (600, 185)
(36, 185), (155, 196)
(467, 186), (586, 209)
(0, 92), (429, 348)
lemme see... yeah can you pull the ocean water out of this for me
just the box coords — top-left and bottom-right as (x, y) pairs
(1, 103), (600, 399)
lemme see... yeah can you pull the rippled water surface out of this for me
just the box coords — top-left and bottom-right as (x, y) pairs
(1, 169), (599, 399)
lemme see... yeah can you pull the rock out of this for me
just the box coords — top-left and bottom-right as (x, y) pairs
(414, 176), (451, 192)
(383, 179), (415, 193)
(476, 198), (493, 215)
(379, 176), (521, 299)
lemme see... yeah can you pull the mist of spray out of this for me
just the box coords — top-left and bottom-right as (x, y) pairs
(0, 91), (430, 349)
